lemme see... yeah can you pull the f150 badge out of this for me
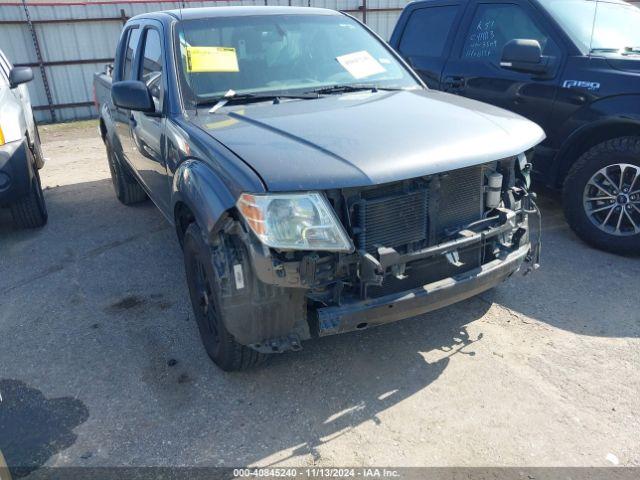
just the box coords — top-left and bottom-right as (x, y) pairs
(563, 80), (601, 91)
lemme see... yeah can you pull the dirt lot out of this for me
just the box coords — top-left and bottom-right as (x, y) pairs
(0, 120), (638, 472)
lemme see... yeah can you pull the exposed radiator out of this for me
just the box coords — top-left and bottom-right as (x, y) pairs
(434, 165), (484, 239)
(352, 165), (485, 254)
(357, 188), (428, 254)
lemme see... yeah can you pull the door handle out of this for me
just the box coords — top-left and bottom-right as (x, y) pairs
(568, 94), (587, 106)
(443, 76), (465, 92)
(129, 114), (137, 128)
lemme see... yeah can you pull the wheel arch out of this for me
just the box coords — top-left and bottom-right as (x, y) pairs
(99, 116), (107, 142)
(555, 119), (640, 189)
(172, 158), (238, 246)
(98, 104), (120, 149)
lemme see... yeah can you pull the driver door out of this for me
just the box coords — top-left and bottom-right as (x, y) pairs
(128, 23), (170, 212)
(441, 0), (563, 130)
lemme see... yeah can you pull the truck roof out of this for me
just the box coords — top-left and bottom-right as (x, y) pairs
(129, 6), (340, 23)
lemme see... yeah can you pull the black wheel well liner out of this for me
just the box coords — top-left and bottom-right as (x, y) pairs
(173, 201), (238, 247)
(555, 120), (640, 188)
(174, 201), (196, 245)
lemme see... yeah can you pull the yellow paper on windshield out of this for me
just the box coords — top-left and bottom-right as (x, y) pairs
(186, 46), (239, 73)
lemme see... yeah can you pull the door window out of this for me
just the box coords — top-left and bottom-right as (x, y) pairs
(122, 27), (142, 80)
(399, 6), (459, 58)
(461, 4), (558, 62)
(139, 28), (163, 103)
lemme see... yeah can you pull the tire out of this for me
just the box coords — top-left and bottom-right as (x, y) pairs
(563, 137), (640, 255)
(105, 141), (147, 205)
(183, 223), (267, 371)
(10, 151), (48, 229)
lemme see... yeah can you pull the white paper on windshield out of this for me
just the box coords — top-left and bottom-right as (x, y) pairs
(336, 51), (386, 79)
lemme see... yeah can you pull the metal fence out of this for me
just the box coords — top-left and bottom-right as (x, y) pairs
(0, 0), (410, 123)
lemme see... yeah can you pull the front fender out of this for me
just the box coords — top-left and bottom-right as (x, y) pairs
(551, 95), (640, 185)
(556, 95), (640, 143)
(172, 159), (237, 240)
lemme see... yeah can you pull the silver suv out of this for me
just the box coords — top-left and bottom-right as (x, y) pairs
(0, 49), (47, 228)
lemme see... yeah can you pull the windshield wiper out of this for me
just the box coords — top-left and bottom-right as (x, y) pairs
(309, 84), (404, 95)
(589, 47), (621, 53)
(622, 46), (640, 55)
(589, 47), (640, 55)
(207, 89), (318, 113)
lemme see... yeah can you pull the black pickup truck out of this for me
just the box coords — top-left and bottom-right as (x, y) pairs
(95, 6), (543, 371)
(390, 0), (640, 254)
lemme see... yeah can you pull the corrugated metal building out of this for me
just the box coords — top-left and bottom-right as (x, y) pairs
(0, 0), (410, 122)
(1, 0), (639, 123)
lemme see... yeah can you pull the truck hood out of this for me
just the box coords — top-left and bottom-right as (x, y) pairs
(605, 56), (640, 74)
(193, 89), (545, 191)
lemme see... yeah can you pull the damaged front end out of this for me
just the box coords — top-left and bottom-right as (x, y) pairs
(213, 154), (541, 353)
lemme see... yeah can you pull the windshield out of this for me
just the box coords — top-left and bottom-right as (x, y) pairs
(175, 14), (420, 105)
(540, 0), (640, 54)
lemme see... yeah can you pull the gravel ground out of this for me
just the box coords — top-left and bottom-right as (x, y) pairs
(0, 120), (638, 473)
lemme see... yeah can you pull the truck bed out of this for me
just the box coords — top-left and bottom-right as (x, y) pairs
(93, 69), (112, 111)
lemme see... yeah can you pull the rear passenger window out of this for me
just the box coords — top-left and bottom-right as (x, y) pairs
(462, 4), (558, 62)
(398, 6), (459, 58)
(122, 27), (141, 80)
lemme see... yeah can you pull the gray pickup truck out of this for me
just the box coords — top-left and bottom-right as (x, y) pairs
(94, 6), (544, 371)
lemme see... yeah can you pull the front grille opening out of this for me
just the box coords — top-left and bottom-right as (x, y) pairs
(434, 165), (484, 240)
(348, 164), (485, 255)
(336, 164), (495, 300)
(356, 188), (429, 254)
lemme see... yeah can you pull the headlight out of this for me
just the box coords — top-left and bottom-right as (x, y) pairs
(0, 125), (5, 146)
(237, 192), (354, 252)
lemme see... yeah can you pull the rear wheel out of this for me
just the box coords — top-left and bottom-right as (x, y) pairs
(563, 137), (640, 255)
(183, 223), (267, 371)
(10, 151), (47, 229)
(106, 141), (147, 205)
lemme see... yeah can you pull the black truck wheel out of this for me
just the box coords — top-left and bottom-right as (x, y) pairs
(10, 152), (48, 229)
(563, 137), (640, 255)
(106, 141), (147, 205)
(183, 223), (267, 371)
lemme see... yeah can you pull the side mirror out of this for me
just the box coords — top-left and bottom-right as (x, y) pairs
(112, 80), (155, 113)
(500, 39), (548, 75)
(9, 67), (33, 88)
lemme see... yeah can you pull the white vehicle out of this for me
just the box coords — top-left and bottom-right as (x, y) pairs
(0, 48), (47, 228)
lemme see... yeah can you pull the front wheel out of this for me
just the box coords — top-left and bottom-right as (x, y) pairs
(563, 137), (640, 255)
(183, 223), (267, 371)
